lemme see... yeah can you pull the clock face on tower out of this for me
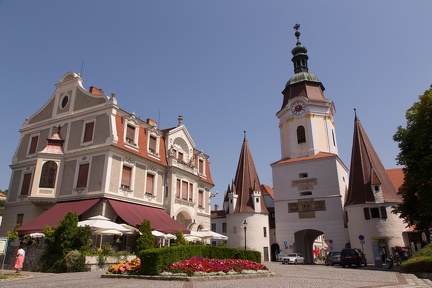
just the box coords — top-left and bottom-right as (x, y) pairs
(291, 101), (306, 115)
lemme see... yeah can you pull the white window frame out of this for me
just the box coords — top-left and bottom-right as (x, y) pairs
(27, 133), (40, 156)
(145, 171), (156, 196)
(124, 120), (139, 148)
(147, 133), (160, 156)
(74, 158), (91, 193)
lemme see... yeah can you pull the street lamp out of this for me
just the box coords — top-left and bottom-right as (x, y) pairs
(243, 220), (248, 250)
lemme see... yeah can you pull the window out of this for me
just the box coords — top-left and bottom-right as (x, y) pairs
(332, 130), (336, 146)
(21, 174), (32, 196)
(380, 207), (387, 219)
(146, 173), (154, 195)
(211, 223), (216, 232)
(300, 191), (312, 196)
(28, 135), (38, 154)
(189, 183), (193, 201)
(121, 166), (132, 190)
(198, 159), (204, 174)
(178, 151), (184, 161)
(222, 223), (227, 233)
(181, 181), (188, 200)
(83, 122), (94, 143)
(363, 207), (370, 220)
(149, 135), (157, 154)
(125, 124), (136, 145)
(16, 214), (24, 226)
(176, 179), (181, 198)
(263, 227), (267, 237)
(198, 189), (204, 207)
(233, 226), (237, 234)
(256, 198), (259, 203)
(297, 126), (306, 144)
(39, 161), (57, 188)
(299, 173), (308, 178)
(370, 208), (380, 219)
(364, 207), (388, 220)
(76, 163), (89, 188)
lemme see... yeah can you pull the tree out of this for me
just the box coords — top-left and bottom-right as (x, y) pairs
(133, 219), (155, 252)
(393, 87), (432, 234)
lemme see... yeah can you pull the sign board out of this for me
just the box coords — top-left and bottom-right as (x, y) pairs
(0, 238), (8, 255)
(359, 235), (364, 240)
(283, 241), (287, 246)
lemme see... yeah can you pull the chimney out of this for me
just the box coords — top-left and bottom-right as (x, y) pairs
(214, 204), (219, 211)
(89, 86), (104, 95)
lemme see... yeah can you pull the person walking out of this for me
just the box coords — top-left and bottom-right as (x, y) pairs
(14, 244), (25, 273)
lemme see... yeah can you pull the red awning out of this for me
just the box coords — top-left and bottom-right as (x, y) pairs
(108, 199), (189, 234)
(17, 199), (100, 234)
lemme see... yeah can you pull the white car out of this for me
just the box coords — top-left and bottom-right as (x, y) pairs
(282, 253), (305, 265)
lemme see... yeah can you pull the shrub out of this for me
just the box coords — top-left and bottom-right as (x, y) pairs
(133, 219), (154, 253)
(64, 250), (89, 272)
(136, 245), (262, 275)
(402, 243), (432, 273)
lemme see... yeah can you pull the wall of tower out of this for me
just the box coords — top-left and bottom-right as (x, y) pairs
(345, 204), (408, 264)
(226, 213), (270, 262)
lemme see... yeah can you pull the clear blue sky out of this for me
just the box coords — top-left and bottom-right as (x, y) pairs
(1, 1), (431, 208)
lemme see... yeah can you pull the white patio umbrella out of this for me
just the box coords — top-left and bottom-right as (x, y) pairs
(191, 230), (228, 240)
(77, 215), (131, 233)
(184, 234), (203, 242)
(151, 230), (166, 237)
(120, 223), (142, 235)
(164, 233), (176, 240)
(93, 229), (123, 248)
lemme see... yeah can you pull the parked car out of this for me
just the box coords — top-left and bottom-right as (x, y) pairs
(282, 253), (305, 265)
(324, 251), (341, 266)
(277, 253), (287, 262)
(340, 248), (367, 267)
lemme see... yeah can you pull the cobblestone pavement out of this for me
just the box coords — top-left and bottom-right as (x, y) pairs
(1, 262), (431, 288)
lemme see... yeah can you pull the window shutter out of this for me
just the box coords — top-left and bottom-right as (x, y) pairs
(121, 166), (132, 189)
(198, 190), (204, 207)
(29, 136), (38, 154)
(126, 125), (135, 142)
(76, 163), (89, 188)
(146, 174), (154, 194)
(83, 122), (94, 142)
(149, 135), (157, 151)
(199, 159), (204, 174)
(182, 181), (188, 200)
(21, 174), (32, 196)
(363, 207), (370, 220)
(380, 207), (387, 219)
(176, 179), (181, 198)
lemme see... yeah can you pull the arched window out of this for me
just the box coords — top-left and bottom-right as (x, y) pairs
(39, 161), (57, 188)
(297, 126), (306, 144)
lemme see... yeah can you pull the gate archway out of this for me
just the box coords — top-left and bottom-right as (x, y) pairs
(294, 229), (324, 264)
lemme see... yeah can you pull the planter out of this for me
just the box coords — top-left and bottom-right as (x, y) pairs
(85, 255), (136, 271)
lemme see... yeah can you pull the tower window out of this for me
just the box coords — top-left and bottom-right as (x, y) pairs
(39, 161), (57, 188)
(297, 126), (306, 143)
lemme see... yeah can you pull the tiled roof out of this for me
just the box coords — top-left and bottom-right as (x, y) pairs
(261, 184), (274, 199)
(210, 209), (226, 219)
(345, 114), (401, 206)
(271, 152), (337, 166)
(231, 135), (268, 214)
(386, 168), (404, 191)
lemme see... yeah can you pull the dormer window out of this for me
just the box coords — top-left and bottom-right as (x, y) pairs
(374, 185), (380, 192)
(125, 124), (136, 146)
(198, 158), (205, 175)
(148, 134), (159, 156)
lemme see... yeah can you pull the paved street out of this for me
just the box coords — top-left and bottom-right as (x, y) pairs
(1, 262), (431, 288)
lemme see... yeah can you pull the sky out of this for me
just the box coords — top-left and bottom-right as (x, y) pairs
(1, 1), (431, 208)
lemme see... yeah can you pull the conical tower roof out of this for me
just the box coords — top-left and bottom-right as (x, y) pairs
(345, 111), (401, 205)
(230, 132), (268, 213)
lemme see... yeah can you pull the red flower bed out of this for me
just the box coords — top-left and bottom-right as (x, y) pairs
(164, 257), (268, 276)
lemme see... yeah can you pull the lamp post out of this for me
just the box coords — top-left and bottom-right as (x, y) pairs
(243, 220), (248, 250)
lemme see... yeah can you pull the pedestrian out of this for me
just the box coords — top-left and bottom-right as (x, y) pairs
(14, 244), (25, 273)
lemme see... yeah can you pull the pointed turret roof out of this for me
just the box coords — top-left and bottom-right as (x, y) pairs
(230, 132), (268, 213)
(345, 111), (401, 205)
